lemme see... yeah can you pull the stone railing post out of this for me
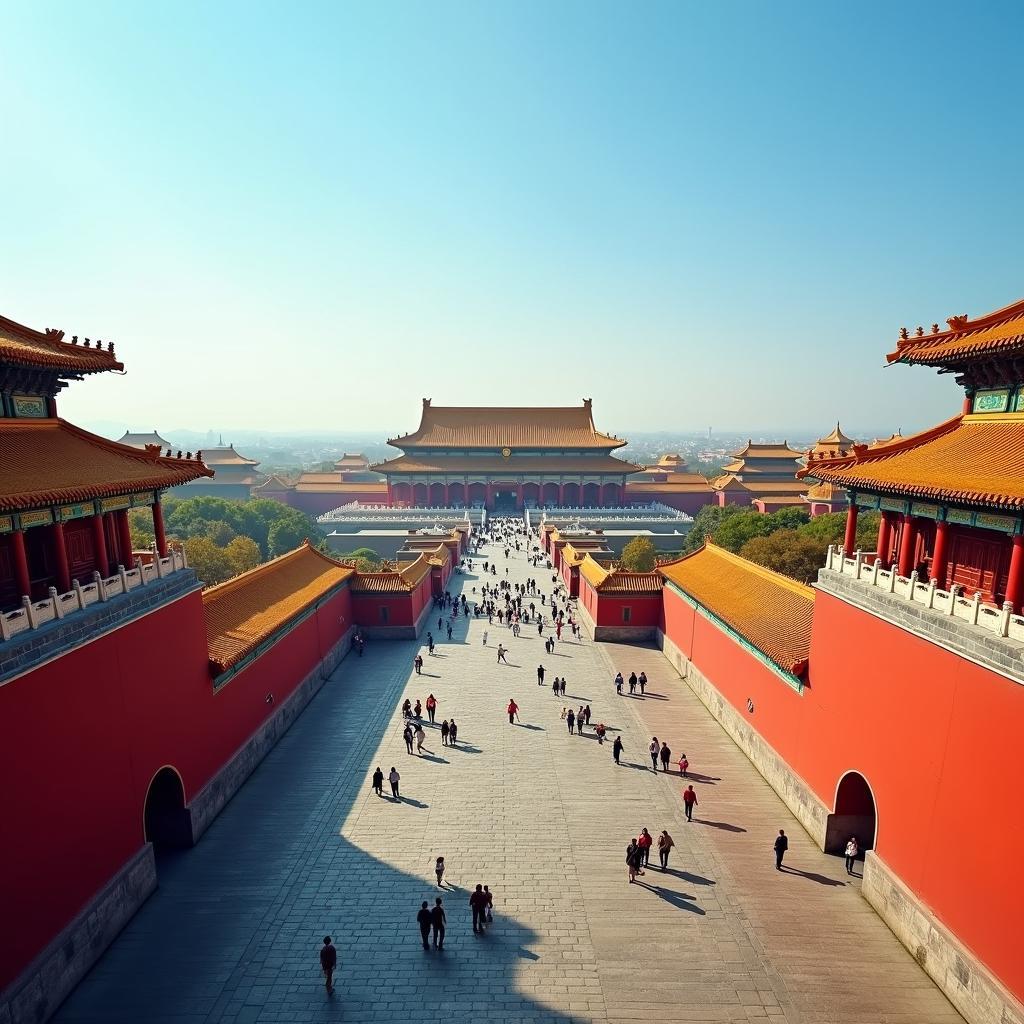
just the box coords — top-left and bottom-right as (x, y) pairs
(119, 564), (129, 591)
(49, 586), (63, 620)
(94, 570), (107, 602)
(23, 594), (37, 629)
(908, 570), (918, 601)
(74, 578), (86, 610)
(1000, 601), (1013, 638)
(946, 584), (959, 615)
(887, 566), (897, 593)
(970, 592), (981, 625)
(926, 578), (937, 609)
(870, 558), (881, 586)
(853, 549), (865, 577)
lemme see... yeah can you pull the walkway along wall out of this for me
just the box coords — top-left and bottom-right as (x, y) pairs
(657, 580), (1024, 1024)
(0, 578), (354, 1024)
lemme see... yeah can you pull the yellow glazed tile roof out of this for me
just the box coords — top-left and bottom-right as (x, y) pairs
(372, 454), (639, 473)
(0, 313), (123, 374)
(350, 551), (439, 593)
(388, 399), (625, 450)
(658, 543), (813, 675)
(887, 298), (1024, 366)
(203, 542), (354, 674)
(0, 419), (211, 511)
(800, 413), (1024, 509)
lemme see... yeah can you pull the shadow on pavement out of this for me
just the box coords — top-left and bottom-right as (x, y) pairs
(780, 866), (846, 887)
(693, 818), (747, 833)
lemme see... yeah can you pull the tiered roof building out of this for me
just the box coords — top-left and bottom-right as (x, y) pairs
(711, 440), (808, 512)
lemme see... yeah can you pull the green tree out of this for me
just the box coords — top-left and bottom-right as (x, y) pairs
(128, 508), (155, 549)
(739, 530), (825, 584)
(267, 509), (316, 557)
(620, 536), (657, 572)
(225, 535), (262, 575)
(183, 536), (235, 586)
(797, 509), (880, 552)
(683, 504), (746, 553)
(198, 519), (236, 546)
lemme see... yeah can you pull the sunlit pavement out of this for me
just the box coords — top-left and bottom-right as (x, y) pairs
(54, 528), (962, 1023)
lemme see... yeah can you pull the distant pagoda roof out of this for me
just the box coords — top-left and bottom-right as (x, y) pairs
(0, 419), (211, 511)
(199, 444), (259, 467)
(811, 422), (856, 458)
(0, 313), (124, 376)
(118, 429), (173, 450)
(728, 440), (806, 460)
(800, 413), (1024, 511)
(334, 453), (369, 469)
(387, 398), (625, 450)
(887, 298), (1024, 369)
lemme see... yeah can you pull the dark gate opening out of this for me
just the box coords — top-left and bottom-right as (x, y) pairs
(143, 767), (194, 850)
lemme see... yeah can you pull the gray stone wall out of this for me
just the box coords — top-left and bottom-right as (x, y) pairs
(863, 852), (1024, 1024)
(816, 569), (1024, 683)
(0, 845), (157, 1024)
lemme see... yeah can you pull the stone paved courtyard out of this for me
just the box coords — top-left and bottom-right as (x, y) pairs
(54, 532), (963, 1024)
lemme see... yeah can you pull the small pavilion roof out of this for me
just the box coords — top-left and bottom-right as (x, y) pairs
(799, 413), (1024, 510)
(0, 419), (211, 511)
(728, 440), (806, 459)
(813, 423), (856, 451)
(203, 542), (353, 674)
(334, 453), (369, 469)
(199, 445), (259, 467)
(387, 398), (625, 450)
(658, 543), (813, 676)
(887, 298), (1024, 367)
(118, 430), (174, 449)
(0, 313), (123, 375)
(349, 550), (439, 592)
(578, 553), (662, 593)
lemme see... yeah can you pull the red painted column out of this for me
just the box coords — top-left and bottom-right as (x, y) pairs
(152, 500), (168, 558)
(962, 394), (973, 414)
(92, 513), (110, 577)
(116, 509), (135, 569)
(51, 521), (71, 593)
(11, 529), (30, 598)
(444, 482), (451, 506)
(931, 519), (950, 588)
(843, 501), (859, 554)
(876, 511), (893, 565)
(1005, 534), (1024, 613)
(386, 480), (393, 507)
(897, 513), (918, 578)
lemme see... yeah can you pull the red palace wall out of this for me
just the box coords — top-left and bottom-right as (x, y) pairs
(660, 583), (1024, 1003)
(582, 580), (662, 630)
(351, 574), (432, 632)
(0, 584), (353, 989)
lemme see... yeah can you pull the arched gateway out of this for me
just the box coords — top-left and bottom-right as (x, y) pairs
(143, 766), (193, 849)
(825, 770), (877, 856)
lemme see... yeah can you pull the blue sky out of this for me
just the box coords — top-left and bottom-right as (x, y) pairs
(2, 1), (1022, 437)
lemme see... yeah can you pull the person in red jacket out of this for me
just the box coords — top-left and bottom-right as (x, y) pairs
(636, 827), (654, 868)
(683, 784), (698, 822)
(507, 699), (519, 724)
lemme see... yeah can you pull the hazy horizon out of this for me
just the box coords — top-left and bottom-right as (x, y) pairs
(3, 2), (1017, 434)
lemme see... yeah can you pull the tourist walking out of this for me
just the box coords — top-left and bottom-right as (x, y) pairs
(649, 737), (660, 771)
(615, 671), (624, 695)
(507, 698), (519, 724)
(483, 630), (488, 646)
(576, 706), (585, 734)
(426, 694), (437, 723)
(484, 885), (494, 923)
(537, 664), (545, 685)
(435, 855), (446, 887)
(639, 671), (647, 695)
(414, 654), (423, 675)
(844, 836), (859, 875)
(415, 724), (426, 753)
(431, 898), (446, 949)
(559, 678), (566, 696)
(372, 766), (384, 797)
(678, 753), (689, 777)
(683, 784), (698, 821)
(470, 884), (488, 933)
(440, 719), (450, 745)
(626, 838), (643, 883)
(449, 719), (458, 744)
(446, 623), (453, 640)
(774, 829), (788, 870)
(660, 741), (671, 772)
(417, 901), (432, 949)
(389, 767), (400, 799)
(658, 830), (674, 869)
(567, 707), (576, 734)
(403, 724), (414, 754)
(583, 704), (591, 725)
(613, 735), (624, 764)
(427, 633), (435, 655)
(552, 677), (559, 697)
(497, 644), (508, 664)
(629, 671), (638, 695)
(319, 936), (337, 994)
